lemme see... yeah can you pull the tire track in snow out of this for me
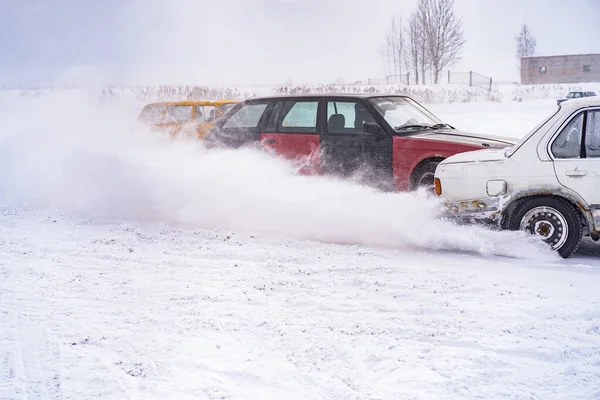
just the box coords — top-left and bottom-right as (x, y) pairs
(287, 366), (356, 400)
(6, 315), (63, 400)
(0, 311), (27, 400)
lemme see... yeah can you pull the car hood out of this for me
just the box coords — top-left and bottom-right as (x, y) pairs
(405, 129), (517, 148)
(439, 147), (508, 165)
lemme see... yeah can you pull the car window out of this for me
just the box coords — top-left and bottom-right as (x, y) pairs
(263, 100), (319, 133)
(280, 101), (318, 131)
(223, 103), (268, 129)
(164, 105), (192, 123)
(551, 112), (584, 159)
(326, 100), (376, 134)
(195, 105), (219, 122)
(585, 110), (600, 157)
(138, 104), (166, 123)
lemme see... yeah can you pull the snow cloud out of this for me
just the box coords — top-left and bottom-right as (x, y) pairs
(0, 91), (558, 261)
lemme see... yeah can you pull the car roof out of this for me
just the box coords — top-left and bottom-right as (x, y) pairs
(143, 100), (239, 107)
(242, 93), (411, 101)
(559, 95), (600, 110)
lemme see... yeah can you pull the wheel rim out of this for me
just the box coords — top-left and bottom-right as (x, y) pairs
(417, 172), (435, 190)
(519, 206), (568, 250)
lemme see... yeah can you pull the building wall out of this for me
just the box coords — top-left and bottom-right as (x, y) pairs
(520, 53), (600, 84)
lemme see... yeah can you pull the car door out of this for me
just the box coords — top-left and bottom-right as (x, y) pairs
(550, 107), (600, 207)
(319, 98), (393, 190)
(260, 98), (322, 174)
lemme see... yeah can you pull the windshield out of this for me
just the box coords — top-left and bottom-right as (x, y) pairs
(368, 96), (441, 131)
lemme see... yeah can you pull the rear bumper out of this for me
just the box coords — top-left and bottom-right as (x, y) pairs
(440, 197), (503, 226)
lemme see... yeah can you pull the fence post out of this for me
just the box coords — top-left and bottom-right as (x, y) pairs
(469, 71), (473, 87)
(489, 77), (493, 92)
(448, 70), (450, 83)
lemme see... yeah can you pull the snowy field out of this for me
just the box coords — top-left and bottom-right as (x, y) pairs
(1, 90), (600, 400)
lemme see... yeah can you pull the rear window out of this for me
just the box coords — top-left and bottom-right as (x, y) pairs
(505, 107), (561, 158)
(138, 104), (166, 123)
(551, 112), (584, 159)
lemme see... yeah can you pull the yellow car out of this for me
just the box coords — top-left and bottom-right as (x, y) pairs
(137, 100), (239, 138)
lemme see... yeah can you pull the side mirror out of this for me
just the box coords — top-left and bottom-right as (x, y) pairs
(363, 121), (385, 136)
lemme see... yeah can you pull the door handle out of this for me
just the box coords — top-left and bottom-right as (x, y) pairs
(263, 139), (276, 144)
(566, 169), (587, 177)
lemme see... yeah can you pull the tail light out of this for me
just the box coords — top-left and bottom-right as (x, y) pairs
(434, 178), (442, 196)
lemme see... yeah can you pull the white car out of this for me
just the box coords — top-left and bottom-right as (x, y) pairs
(434, 97), (600, 258)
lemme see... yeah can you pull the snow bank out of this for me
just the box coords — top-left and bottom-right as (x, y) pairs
(506, 82), (600, 102)
(5, 81), (600, 105)
(275, 82), (600, 104)
(0, 91), (557, 260)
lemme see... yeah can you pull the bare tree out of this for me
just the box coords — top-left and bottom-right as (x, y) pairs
(381, 16), (405, 83)
(405, 15), (420, 84)
(515, 23), (536, 59)
(405, 11), (428, 84)
(391, 17), (404, 79)
(379, 42), (393, 78)
(417, 0), (465, 84)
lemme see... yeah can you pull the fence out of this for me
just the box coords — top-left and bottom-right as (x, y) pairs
(362, 71), (493, 89)
(448, 71), (493, 91)
(363, 73), (410, 86)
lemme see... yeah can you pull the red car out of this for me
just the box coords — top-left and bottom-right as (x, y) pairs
(204, 94), (516, 191)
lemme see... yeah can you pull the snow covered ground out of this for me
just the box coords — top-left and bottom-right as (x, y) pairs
(430, 100), (557, 138)
(1, 91), (599, 399)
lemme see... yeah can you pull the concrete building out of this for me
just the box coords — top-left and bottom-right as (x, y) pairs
(520, 53), (600, 85)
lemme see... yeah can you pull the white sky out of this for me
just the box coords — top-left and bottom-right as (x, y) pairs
(2, 0), (599, 87)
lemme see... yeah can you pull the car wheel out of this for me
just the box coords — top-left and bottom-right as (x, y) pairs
(507, 196), (583, 258)
(411, 161), (439, 192)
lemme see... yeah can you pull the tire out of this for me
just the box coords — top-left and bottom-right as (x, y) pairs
(411, 161), (439, 192)
(506, 196), (583, 258)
